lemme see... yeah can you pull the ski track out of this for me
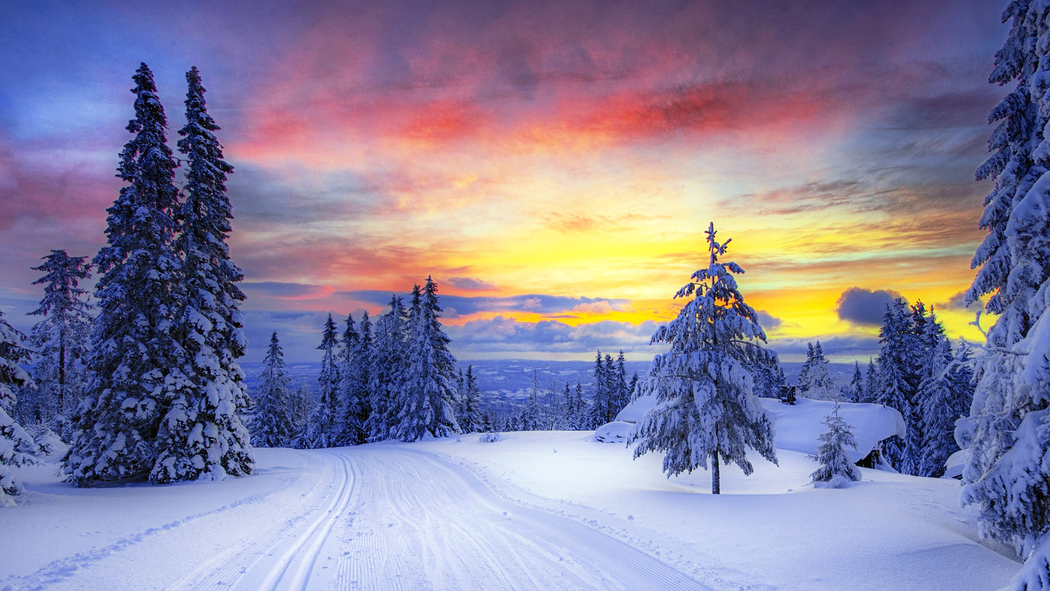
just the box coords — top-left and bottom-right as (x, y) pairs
(331, 446), (711, 591)
(6, 446), (710, 591)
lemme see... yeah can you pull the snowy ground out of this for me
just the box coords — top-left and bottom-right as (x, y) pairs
(0, 430), (1022, 591)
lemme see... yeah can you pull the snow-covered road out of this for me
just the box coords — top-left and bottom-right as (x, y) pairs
(3, 446), (708, 591)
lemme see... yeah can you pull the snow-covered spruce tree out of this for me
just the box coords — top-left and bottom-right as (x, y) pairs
(64, 63), (183, 486)
(874, 298), (916, 473)
(863, 358), (878, 404)
(629, 223), (778, 494)
(809, 401), (861, 486)
(844, 361), (864, 403)
(747, 354), (786, 399)
(288, 382), (312, 438)
(152, 66), (253, 483)
(588, 350), (615, 426)
(299, 314), (341, 449)
(961, 0), (1046, 504)
(799, 341), (837, 400)
(397, 277), (460, 441)
(336, 313), (369, 446)
(959, 3), (1050, 587)
(967, 0), (1045, 350)
(457, 365), (483, 433)
(249, 332), (293, 448)
(614, 351), (629, 413)
(21, 250), (92, 433)
(0, 311), (38, 507)
(567, 378), (588, 430)
(366, 301), (403, 442)
(917, 338), (972, 478)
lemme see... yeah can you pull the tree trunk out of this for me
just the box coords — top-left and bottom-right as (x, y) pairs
(712, 448), (720, 495)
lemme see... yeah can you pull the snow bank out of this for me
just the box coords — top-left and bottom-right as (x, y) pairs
(617, 394), (904, 463)
(594, 421), (632, 443)
(759, 397), (905, 463)
(418, 431), (1018, 591)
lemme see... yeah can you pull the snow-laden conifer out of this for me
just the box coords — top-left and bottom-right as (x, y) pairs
(336, 313), (369, 446)
(630, 223), (777, 494)
(917, 339), (972, 478)
(249, 332), (293, 447)
(0, 312), (37, 507)
(874, 299), (915, 472)
(566, 378), (588, 430)
(152, 66), (252, 483)
(367, 303), (403, 442)
(967, 0), (1044, 349)
(457, 365), (483, 433)
(21, 250), (92, 434)
(960, 4), (1050, 585)
(396, 277), (460, 441)
(64, 63), (183, 486)
(863, 359), (878, 404)
(844, 362), (864, 403)
(299, 314), (341, 449)
(809, 402), (861, 486)
(588, 350), (615, 427)
(798, 341), (837, 400)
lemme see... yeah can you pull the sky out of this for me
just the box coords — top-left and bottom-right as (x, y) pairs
(0, 0), (1009, 363)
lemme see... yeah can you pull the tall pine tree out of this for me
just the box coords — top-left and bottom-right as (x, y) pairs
(64, 63), (184, 486)
(397, 277), (460, 441)
(299, 314), (340, 449)
(960, 3), (1050, 587)
(152, 66), (253, 483)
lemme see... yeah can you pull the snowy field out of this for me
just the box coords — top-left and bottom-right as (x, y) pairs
(0, 418), (1022, 590)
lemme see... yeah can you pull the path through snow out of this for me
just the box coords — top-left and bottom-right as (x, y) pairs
(2, 446), (708, 591)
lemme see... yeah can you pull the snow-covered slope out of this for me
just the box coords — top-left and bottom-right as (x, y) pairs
(0, 425), (1018, 591)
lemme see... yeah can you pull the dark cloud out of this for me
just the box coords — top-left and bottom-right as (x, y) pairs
(939, 290), (980, 312)
(756, 310), (782, 331)
(836, 287), (903, 326)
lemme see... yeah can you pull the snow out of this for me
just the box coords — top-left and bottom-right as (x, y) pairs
(0, 417), (1019, 590)
(620, 394), (905, 464)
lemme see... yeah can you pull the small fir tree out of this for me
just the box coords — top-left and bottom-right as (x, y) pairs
(630, 223), (778, 494)
(809, 402), (861, 486)
(249, 332), (294, 448)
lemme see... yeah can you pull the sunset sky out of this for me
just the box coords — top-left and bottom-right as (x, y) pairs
(0, 0), (1008, 363)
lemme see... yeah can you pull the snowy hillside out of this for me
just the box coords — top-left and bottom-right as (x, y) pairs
(1, 424), (1019, 590)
